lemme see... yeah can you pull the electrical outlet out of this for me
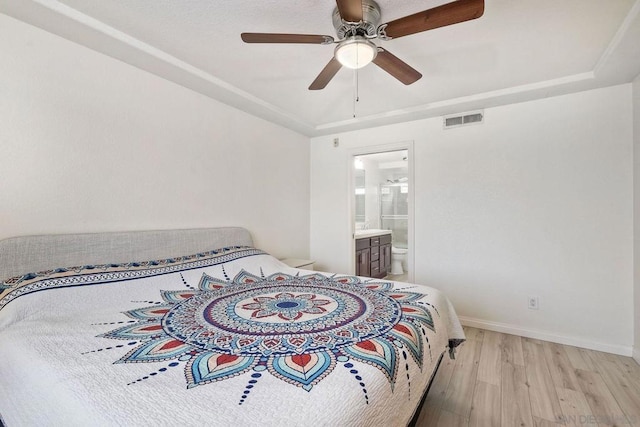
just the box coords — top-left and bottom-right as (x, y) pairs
(528, 296), (539, 310)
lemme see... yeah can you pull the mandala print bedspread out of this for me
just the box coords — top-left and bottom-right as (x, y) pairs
(0, 247), (465, 427)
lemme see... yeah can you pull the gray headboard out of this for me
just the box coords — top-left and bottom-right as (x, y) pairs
(0, 227), (253, 280)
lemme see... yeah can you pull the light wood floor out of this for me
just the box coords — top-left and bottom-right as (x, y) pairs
(416, 327), (640, 426)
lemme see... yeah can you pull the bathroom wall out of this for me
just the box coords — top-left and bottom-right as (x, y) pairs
(361, 156), (382, 230)
(356, 152), (409, 235)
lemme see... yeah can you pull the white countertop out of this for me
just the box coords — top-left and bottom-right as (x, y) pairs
(354, 229), (392, 239)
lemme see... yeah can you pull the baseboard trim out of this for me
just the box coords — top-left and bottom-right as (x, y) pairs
(458, 316), (633, 357)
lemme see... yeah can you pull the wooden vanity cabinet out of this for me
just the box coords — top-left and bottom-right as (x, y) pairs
(380, 238), (391, 276)
(355, 238), (370, 277)
(355, 234), (391, 279)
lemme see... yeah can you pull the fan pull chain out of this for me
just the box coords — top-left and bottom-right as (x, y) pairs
(353, 66), (360, 118)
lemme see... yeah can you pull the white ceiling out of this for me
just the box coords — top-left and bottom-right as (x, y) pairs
(2, 0), (640, 136)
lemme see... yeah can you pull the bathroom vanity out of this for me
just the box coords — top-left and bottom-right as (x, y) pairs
(355, 230), (392, 279)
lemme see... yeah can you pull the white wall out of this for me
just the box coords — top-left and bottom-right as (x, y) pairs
(311, 85), (634, 355)
(634, 74), (640, 363)
(361, 156), (381, 230)
(0, 14), (310, 258)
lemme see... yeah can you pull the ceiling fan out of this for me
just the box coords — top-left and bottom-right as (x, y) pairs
(241, 0), (484, 90)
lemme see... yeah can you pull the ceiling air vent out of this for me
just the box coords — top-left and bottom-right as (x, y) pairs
(443, 110), (484, 129)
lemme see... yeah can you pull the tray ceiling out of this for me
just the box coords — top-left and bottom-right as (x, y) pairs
(2, 0), (640, 136)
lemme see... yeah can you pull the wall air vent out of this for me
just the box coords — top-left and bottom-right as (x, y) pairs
(443, 110), (484, 129)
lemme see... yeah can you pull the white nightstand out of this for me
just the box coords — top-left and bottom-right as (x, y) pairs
(280, 258), (315, 271)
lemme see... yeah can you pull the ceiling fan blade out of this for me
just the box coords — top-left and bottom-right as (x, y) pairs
(372, 49), (422, 85)
(336, 0), (363, 22)
(309, 57), (342, 90)
(381, 0), (484, 39)
(241, 33), (334, 44)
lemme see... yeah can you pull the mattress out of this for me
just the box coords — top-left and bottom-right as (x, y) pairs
(0, 245), (464, 426)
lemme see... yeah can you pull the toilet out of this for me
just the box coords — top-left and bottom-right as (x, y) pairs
(390, 246), (408, 275)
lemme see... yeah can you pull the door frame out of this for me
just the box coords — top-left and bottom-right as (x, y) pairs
(347, 140), (415, 282)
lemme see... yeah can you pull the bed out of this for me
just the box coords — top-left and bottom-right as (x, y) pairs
(0, 227), (464, 426)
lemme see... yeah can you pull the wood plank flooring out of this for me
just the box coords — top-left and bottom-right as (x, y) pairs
(416, 327), (640, 426)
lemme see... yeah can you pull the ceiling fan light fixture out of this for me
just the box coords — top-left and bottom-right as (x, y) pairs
(335, 36), (377, 69)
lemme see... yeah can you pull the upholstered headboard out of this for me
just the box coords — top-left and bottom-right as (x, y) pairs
(0, 227), (253, 280)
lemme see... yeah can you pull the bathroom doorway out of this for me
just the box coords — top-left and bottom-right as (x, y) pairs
(351, 143), (414, 282)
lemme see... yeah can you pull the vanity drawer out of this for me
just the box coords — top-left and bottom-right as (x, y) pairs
(370, 260), (380, 277)
(370, 240), (380, 262)
(355, 238), (370, 251)
(379, 234), (392, 245)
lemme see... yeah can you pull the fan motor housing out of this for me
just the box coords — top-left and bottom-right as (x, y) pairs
(332, 0), (381, 39)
